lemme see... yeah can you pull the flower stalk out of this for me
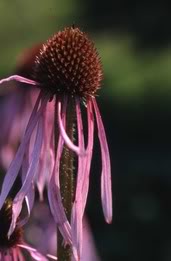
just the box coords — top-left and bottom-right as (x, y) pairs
(57, 98), (75, 261)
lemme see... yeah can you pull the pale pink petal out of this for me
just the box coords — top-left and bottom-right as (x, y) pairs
(19, 183), (35, 227)
(57, 98), (85, 155)
(18, 244), (48, 261)
(37, 146), (54, 200)
(71, 101), (95, 260)
(0, 75), (38, 86)
(48, 178), (72, 244)
(46, 254), (58, 260)
(82, 100), (94, 212)
(12, 248), (18, 261)
(36, 136), (47, 201)
(71, 217), (101, 261)
(71, 204), (81, 261)
(22, 152), (35, 221)
(48, 102), (72, 245)
(21, 153), (35, 225)
(17, 249), (25, 261)
(25, 184), (35, 219)
(71, 99), (85, 260)
(36, 104), (54, 200)
(8, 116), (43, 237)
(48, 139), (72, 245)
(92, 98), (112, 223)
(71, 99), (95, 261)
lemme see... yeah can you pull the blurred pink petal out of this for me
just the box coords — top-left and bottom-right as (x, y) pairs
(26, 201), (100, 261)
(92, 98), (112, 223)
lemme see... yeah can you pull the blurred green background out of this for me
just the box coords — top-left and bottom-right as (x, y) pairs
(0, 0), (171, 260)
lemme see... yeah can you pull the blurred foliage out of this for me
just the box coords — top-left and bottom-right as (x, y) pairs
(97, 36), (171, 101)
(0, 0), (83, 74)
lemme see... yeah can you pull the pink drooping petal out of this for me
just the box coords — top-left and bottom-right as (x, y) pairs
(36, 135), (47, 201)
(16, 248), (25, 261)
(92, 98), (112, 224)
(36, 103), (54, 200)
(18, 243), (50, 261)
(71, 217), (101, 261)
(12, 248), (24, 261)
(72, 101), (94, 261)
(23, 155), (35, 215)
(71, 99), (85, 260)
(71, 99), (95, 261)
(48, 174), (72, 246)
(12, 250), (17, 261)
(48, 101), (72, 245)
(48, 134), (72, 245)
(71, 203), (81, 261)
(24, 183), (35, 223)
(0, 75), (38, 86)
(71, 101), (95, 260)
(19, 183), (35, 228)
(8, 116), (43, 237)
(46, 254), (58, 260)
(0, 93), (46, 211)
(19, 152), (35, 227)
(58, 98), (85, 155)
(37, 146), (55, 201)
(82, 100), (94, 213)
(19, 160), (35, 227)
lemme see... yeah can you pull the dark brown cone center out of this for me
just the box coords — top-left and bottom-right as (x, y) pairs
(34, 27), (103, 98)
(0, 199), (22, 250)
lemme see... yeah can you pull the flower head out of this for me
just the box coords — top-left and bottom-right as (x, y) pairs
(34, 27), (102, 98)
(0, 27), (112, 260)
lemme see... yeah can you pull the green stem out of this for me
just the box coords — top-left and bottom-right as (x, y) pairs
(57, 98), (75, 261)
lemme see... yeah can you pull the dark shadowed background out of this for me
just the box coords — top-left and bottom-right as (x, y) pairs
(0, 0), (171, 260)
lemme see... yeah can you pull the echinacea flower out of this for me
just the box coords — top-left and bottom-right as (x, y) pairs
(0, 198), (55, 261)
(0, 27), (112, 260)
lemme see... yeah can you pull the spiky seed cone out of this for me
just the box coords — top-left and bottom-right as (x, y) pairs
(34, 27), (103, 98)
(0, 199), (22, 249)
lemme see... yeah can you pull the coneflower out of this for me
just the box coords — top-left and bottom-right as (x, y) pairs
(0, 27), (112, 260)
(0, 198), (55, 260)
